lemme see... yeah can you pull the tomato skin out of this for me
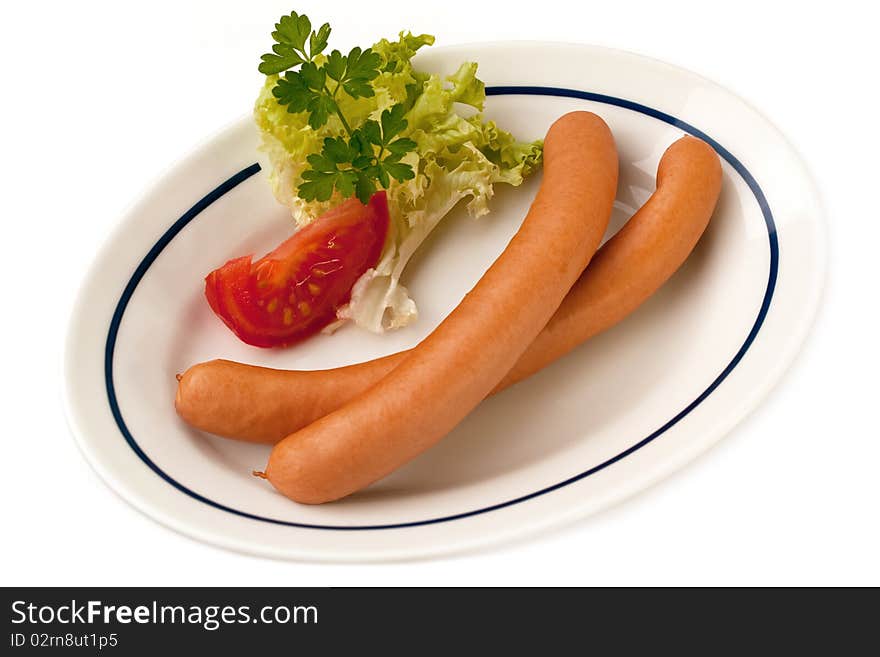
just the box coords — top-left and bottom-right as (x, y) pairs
(204, 192), (389, 348)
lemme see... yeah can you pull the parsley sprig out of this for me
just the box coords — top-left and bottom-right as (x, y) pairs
(259, 11), (417, 204)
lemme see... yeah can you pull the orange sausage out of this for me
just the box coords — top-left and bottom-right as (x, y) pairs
(176, 135), (721, 445)
(263, 111), (618, 503)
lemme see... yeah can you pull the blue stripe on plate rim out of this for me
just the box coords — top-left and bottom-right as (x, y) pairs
(103, 86), (778, 531)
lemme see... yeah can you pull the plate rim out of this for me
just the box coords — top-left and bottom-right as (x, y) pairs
(63, 41), (827, 560)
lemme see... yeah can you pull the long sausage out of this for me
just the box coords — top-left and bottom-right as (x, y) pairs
(176, 135), (721, 445)
(263, 111), (618, 503)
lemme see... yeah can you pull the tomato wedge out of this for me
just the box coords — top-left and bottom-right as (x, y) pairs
(205, 191), (390, 348)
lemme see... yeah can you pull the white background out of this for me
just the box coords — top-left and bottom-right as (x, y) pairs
(2, 0), (877, 586)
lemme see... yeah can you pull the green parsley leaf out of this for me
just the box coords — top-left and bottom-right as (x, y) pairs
(299, 61), (326, 91)
(349, 130), (374, 158)
(359, 120), (382, 147)
(258, 50), (304, 75)
(306, 94), (337, 129)
(355, 172), (377, 204)
(382, 160), (416, 182)
(386, 137), (417, 155)
(336, 170), (358, 198)
(259, 13), (328, 75)
(272, 12), (311, 52)
(342, 77), (374, 99)
(380, 104), (408, 144)
(298, 176), (335, 202)
(322, 136), (354, 163)
(305, 152), (336, 173)
(324, 49), (347, 81)
(375, 166), (390, 188)
(341, 47), (381, 99)
(345, 47), (382, 81)
(261, 14), (420, 204)
(272, 72), (315, 113)
(309, 22), (331, 58)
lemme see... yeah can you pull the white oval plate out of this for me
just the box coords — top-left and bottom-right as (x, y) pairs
(64, 42), (824, 561)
